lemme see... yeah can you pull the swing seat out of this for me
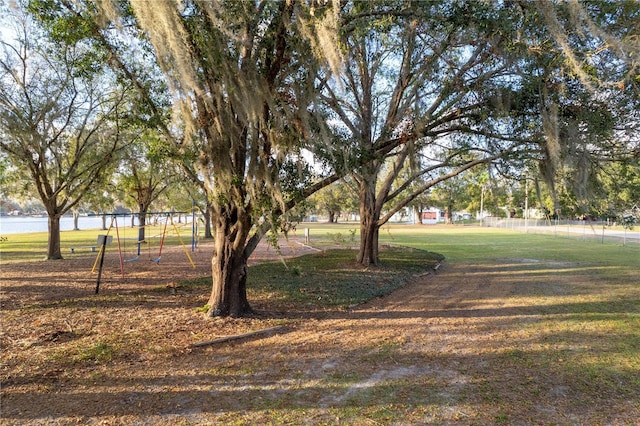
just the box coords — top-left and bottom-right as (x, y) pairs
(152, 256), (162, 263)
(124, 255), (139, 263)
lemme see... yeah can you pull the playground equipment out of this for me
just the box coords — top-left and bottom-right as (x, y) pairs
(91, 216), (123, 294)
(152, 214), (195, 268)
(152, 216), (169, 263)
(90, 212), (198, 293)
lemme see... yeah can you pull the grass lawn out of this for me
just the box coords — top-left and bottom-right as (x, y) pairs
(302, 221), (639, 265)
(0, 223), (196, 263)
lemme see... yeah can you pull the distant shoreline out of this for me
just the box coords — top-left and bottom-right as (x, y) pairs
(0, 215), (116, 235)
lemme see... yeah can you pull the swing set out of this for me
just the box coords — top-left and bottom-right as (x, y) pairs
(148, 214), (195, 266)
(91, 212), (197, 294)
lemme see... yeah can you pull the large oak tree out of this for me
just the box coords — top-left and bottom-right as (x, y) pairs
(318, 1), (529, 266)
(508, 0), (640, 218)
(30, 0), (343, 316)
(0, 4), (131, 259)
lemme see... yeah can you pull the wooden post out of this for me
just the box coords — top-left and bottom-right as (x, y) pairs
(94, 235), (112, 294)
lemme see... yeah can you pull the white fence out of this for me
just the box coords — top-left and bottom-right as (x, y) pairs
(480, 217), (640, 246)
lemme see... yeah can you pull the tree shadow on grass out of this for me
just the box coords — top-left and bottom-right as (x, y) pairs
(2, 346), (638, 424)
(256, 298), (640, 321)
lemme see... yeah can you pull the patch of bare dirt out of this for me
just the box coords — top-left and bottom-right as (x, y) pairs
(1, 241), (638, 425)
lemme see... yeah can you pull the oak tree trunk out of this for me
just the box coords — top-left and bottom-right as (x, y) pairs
(47, 214), (63, 260)
(138, 209), (147, 246)
(203, 207), (213, 239)
(358, 216), (380, 266)
(207, 210), (253, 317)
(356, 184), (381, 266)
(73, 211), (80, 230)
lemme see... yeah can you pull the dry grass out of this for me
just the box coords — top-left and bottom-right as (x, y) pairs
(1, 230), (639, 425)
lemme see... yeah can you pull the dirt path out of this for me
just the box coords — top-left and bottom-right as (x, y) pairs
(1, 241), (638, 425)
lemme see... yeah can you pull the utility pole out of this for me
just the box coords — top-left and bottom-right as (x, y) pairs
(524, 177), (529, 233)
(480, 185), (485, 226)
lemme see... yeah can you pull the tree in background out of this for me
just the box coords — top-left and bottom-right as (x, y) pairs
(429, 176), (465, 224)
(319, 2), (528, 265)
(403, 182), (432, 225)
(310, 181), (357, 223)
(509, 1), (640, 218)
(115, 129), (177, 247)
(0, 5), (130, 259)
(598, 162), (640, 220)
(86, 190), (118, 230)
(0, 155), (9, 199)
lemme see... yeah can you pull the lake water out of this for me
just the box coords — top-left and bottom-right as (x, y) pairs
(0, 215), (127, 235)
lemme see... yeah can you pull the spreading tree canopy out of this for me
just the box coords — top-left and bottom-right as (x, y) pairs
(29, 0), (344, 315)
(0, 3), (132, 259)
(317, 1), (532, 265)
